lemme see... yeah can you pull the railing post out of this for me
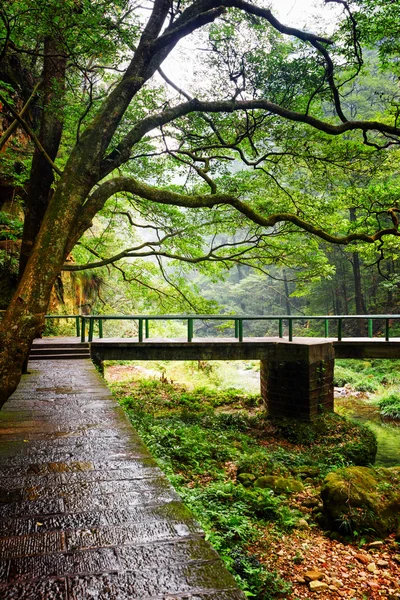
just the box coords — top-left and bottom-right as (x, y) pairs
(145, 319), (149, 339)
(88, 318), (94, 342)
(238, 319), (243, 342)
(338, 318), (343, 342)
(234, 319), (239, 339)
(81, 317), (86, 343)
(279, 319), (283, 338)
(138, 318), (143, 342)
(99, 319), (103, 339)
(324, 319), (329, 338)
(75, 316), (80, 338)
(188, 318), (193, 342)
(385, 318), (390, 342)
(288, 318), (293, 342)
(367, 318), (373, 338)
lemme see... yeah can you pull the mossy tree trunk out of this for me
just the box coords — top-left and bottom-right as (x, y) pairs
(0, 0), (172, 407)
(18, 38), (67, 280)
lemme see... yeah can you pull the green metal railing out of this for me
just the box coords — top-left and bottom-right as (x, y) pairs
(77, 314), (399, 343)
(1, 311), (399, 344)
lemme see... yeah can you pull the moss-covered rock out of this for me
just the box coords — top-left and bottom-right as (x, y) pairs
(254, 475), (303, 494)
(321, 466), (400, 535)
(292, 465), (320, 478)
(237, 473), (256, 487)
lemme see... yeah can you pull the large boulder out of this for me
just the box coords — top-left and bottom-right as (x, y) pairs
(321, 466), (400, 535)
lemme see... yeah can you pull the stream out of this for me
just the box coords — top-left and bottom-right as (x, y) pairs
(334, 396), (400, 467)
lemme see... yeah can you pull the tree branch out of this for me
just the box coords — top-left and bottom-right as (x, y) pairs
(100, 97), (400, 178)
(76, 176), (399, 247)
(0, 80), (42, 151)
(0, 92), (62, 175)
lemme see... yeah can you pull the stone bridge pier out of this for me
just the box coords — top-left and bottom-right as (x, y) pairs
(260, 342), (335, 421)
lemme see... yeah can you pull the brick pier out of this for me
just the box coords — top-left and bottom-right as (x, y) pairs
(260, 342), (335, 421)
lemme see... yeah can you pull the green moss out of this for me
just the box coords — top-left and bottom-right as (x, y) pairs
(321, 466), (400, 535)
(237, 473), (256, 487)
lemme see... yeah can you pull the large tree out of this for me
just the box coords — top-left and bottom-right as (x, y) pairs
(0, 0), (400, 407)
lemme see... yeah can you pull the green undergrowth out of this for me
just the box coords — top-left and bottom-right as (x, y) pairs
(378, 393), (400, 420)
(334, 358), (400, 393)
(334, 359), (400, 421)
(110, 373), (377, 599)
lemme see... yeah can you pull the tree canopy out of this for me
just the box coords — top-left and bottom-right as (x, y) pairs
(0, 0), (400, 405)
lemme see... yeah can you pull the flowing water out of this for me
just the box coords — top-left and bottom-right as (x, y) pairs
(335, 397), (400, 467)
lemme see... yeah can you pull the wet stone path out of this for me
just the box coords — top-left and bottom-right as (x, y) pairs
(0, 359), (243, 599)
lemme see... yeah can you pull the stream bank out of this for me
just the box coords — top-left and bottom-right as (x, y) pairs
(335, 396), (399, 467)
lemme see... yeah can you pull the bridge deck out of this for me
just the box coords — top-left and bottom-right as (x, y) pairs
(0, 359), (243, 599)
(86, 336), (400, 360)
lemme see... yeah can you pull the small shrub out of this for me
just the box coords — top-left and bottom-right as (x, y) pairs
(379, 393), (400, 420)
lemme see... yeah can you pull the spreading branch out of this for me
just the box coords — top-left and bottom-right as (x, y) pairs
(63, 230), (269, 271)
(100, 98), (400, 179)
(75, 176), (400, 248)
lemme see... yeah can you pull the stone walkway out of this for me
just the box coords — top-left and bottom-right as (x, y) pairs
(0, 359), (244, 599)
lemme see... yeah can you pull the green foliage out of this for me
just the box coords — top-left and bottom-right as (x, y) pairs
(353, 0), (400, 74)
(0, 212), (23, 241)
(379, 393), (400, 420)
(334, 359), (400, 392)
(228, 549), (292, 600)
(111, 370), (380, 597)
(42, 317), (77, 337)
(0, 213), (21, 307)
(271, 413), (377, 467)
